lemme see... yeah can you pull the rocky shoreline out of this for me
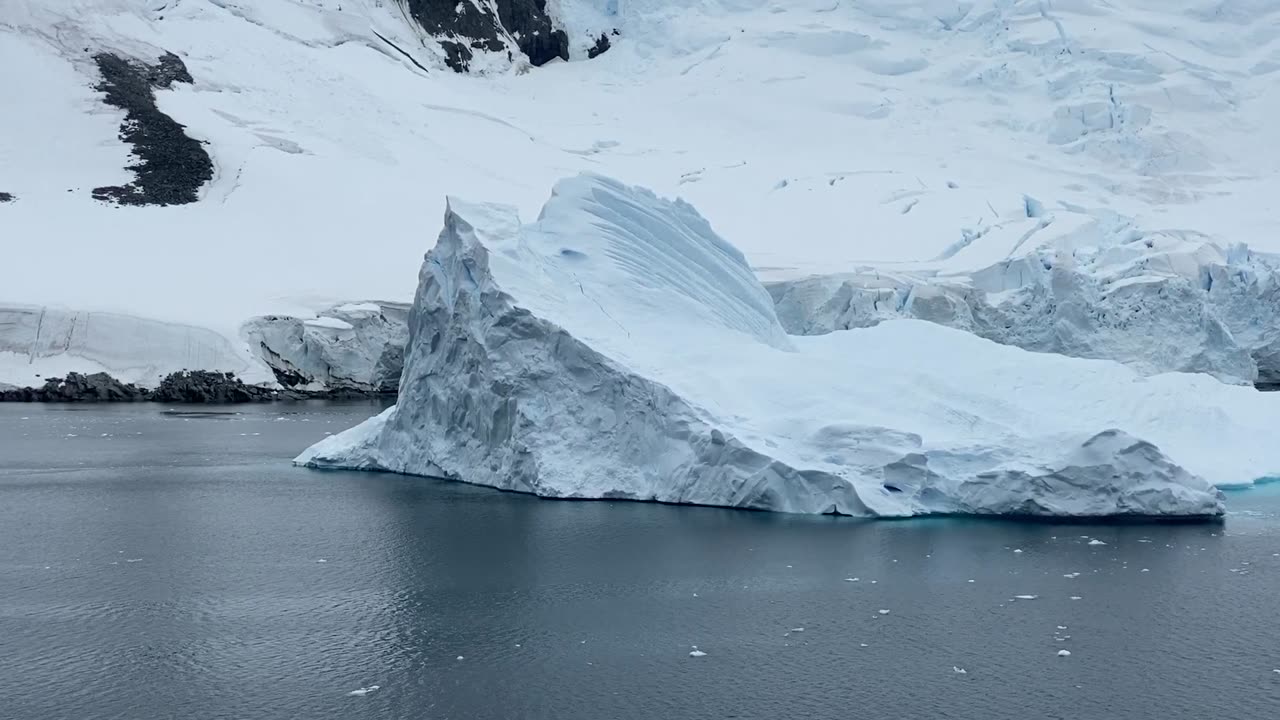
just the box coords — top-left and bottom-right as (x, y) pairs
(0, 370), (393, 404)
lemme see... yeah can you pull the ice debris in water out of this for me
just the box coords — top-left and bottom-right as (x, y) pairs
(1058, 650), (1071, 657)
(1013, 549), (1023, 553)
(953, 666), (967, 674)
(1070, 596), (1083, 600)
(790, 627), (805, 633)
(348, 685), (380, 696)
(689, 646), (707, 658)
(1088, 539), (1107, 546)
(1014, 595), (1038, 600)
(845, 577), (859, 582)
(878, 609), (891, 615)
(456, 656), (464, 661)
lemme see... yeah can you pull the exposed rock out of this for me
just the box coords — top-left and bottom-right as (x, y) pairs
(0, 192), (14, 203)
(91, 52), (213, 206)
(405, 0), (568, 72)
(587, 32), (612, 60)
(150, 370), (277, 403)
(0, 372), (148, 402)
(0, 369), (393, 403)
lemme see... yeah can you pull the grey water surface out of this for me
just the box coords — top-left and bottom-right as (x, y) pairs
(2, 402), (1278, 720)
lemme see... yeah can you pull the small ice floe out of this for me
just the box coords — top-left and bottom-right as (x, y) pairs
(348, 685), (380, 696)
(1014, 595), (1038, 600)
(870, 580), (878, 584)
(790, 627), (805, 633)
(1057, 650), (1071, 657)
(1087, 539), (1107, 546)
(1141, 568), (1150, 573)
(845, 577), (859, 582)
(125, 558), (143, 563)
(689, 647), (707, 658)
(1069, 596), (1082, 600)
(953, 666), (967, 674)
(967, 579), (975, 583)
(1138, 539), (1152, 543)
(456, 656), (464, 661)
(692, 593), (698, 597)
(877, 609), (890, 615)
(859, 643), (868, 648)
(786, 565), (793, 569)
(1056, 626), (1068, 630)
(316, 559), (327, 563)
(1063, 573), (1081, 579)
(1013, 549), (1023, 554)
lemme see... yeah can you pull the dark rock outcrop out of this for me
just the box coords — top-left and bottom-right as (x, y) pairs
(91, 52), (213, 206)
(151, 370), (277, 403)
(0, 372), (147, 402)
(1, 370), (394, 403)
(587, 31), (615, 60)
(0, 192), (14, 203)
(405, 0), (568, 72)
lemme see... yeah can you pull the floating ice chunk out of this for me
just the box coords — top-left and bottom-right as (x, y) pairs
(1057, 625), (1068, 630)
(1088, 539), (1108, 546)
(953, 666), (967, 674)
(125, 558), (142, 563)
(1064, 572), (1080, 578)
(1014, 595), (1038, 600)
(1013, 549), (1023, 553)
(456, 656), (464, 661)
(316, 559), (327, 563)
(1058, 650), (1071, 657)
(348, 685), (380, 696)
(1141, 568), (1150, 572)
(967, 579), (975, 583)
(878, 609), (890, 615)
(689, 646), (707, 658)
(845, 577), (859, 582)
(1070, 596), (1083, 600)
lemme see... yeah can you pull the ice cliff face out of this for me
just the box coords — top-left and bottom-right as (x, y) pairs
(298, 175), (1280, 518)
(771, 234), (1280, 387)
(242, 302), (409, 393)
(0, 303), (272, 389)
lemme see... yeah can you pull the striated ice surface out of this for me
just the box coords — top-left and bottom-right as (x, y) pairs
(296, 175), (1280, 517)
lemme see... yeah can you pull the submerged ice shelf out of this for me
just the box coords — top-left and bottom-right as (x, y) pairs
(297, 175), (1280, 518)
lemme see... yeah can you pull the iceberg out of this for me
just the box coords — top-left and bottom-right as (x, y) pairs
(297, 175), (1280, 518)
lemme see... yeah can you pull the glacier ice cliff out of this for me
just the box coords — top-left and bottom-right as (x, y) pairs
(769, 231), (1280, 388)
(243, 302), (409, 393)
(297, 175), (1280, 518)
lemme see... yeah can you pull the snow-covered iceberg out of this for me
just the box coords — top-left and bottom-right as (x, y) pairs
(297, 174), (1280, 518)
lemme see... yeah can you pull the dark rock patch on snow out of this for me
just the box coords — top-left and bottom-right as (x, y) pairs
(587, 32), (614, 60)
(0, 192), (15, 203)
(91, 52), (213, 206)
(405, 0), (568, 72)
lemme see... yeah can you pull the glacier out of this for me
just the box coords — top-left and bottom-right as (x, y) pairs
(7, 1), (1280, 392)
(298, 175), (1280, 518)
(769, 230), (1280, 386)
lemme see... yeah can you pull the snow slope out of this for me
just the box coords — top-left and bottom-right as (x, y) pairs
(298, 175), (1280, 517)
(4, 0), (1280, 386)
